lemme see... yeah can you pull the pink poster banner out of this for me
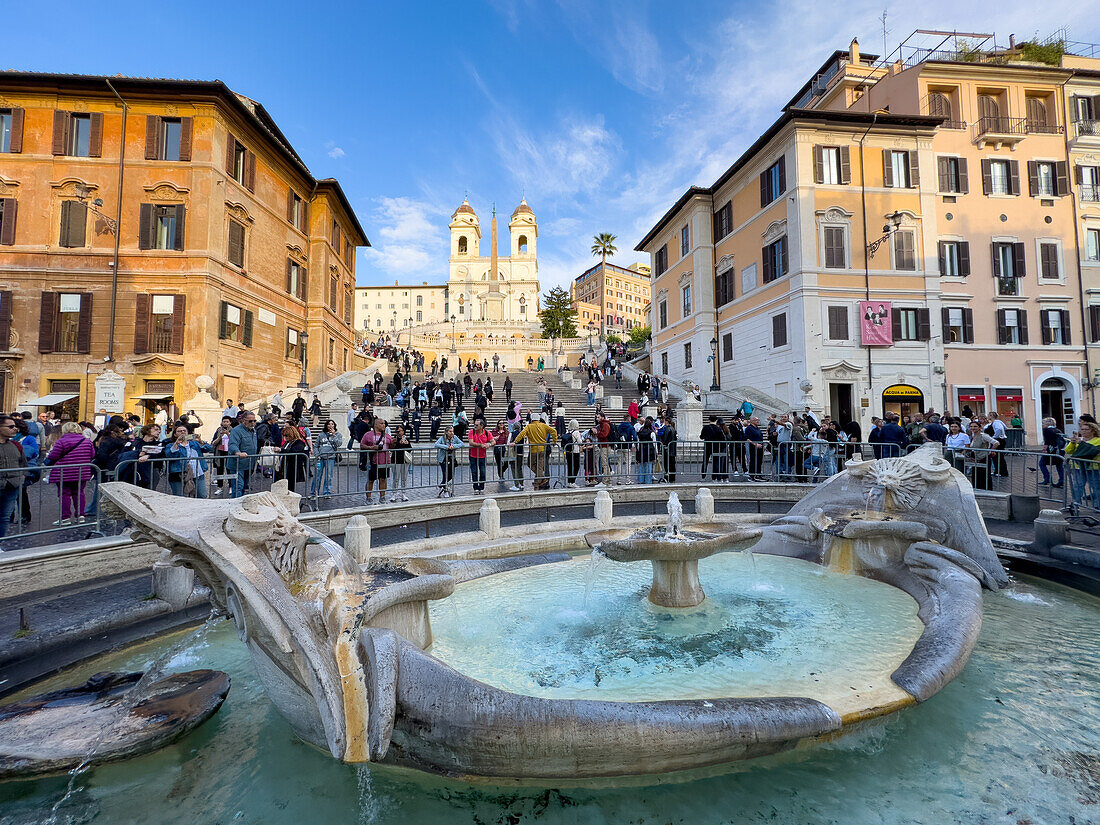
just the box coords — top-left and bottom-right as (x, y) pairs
(859, 301), (893, 346)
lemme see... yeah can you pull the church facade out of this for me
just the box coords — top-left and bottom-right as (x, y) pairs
(446, 198), (540, 324)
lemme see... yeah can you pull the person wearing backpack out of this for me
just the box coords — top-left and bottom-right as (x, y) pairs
(1039, 416), (1066, 488)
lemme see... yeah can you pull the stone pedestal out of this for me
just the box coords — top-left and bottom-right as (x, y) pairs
(594, 490), (613, 526)
(676, 398), (704, 442)
(480, 498), (501, 539)
(1032, 509), (1069, 556)
(152, 550), (196, 609)
(329, 376), (354, 446)
(345, 515), (373, 564)
(695, 488), (715, 521)
(650, 559), (704, 608)
(179, 375), (224, 443)
(605, 396), (624, 410)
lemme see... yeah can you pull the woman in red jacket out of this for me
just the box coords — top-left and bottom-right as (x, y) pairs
(467, 418), (493, 493)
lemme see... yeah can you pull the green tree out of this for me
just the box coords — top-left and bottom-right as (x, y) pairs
(604, 333), (622, 346)
(539, 286), (578, 338)
(628, 324), (651, 346)
(591, 233), (618, 268)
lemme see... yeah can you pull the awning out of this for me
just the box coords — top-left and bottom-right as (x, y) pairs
(22, 393), (77, 406)
(132, 393), (174, 400)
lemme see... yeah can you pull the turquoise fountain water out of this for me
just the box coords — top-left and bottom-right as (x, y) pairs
(1, 573), (1097, 824)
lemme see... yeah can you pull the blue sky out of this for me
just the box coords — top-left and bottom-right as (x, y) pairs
(6, 1), (1100, 291)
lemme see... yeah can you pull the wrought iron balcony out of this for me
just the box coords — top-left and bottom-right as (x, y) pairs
(973, 116), (1028, 148)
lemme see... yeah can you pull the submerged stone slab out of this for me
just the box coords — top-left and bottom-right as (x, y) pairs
(0, 670), (230, 779)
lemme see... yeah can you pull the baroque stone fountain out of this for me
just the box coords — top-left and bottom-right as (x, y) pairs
(587, 493), (762, 607)
(97, 443), (1008, 781)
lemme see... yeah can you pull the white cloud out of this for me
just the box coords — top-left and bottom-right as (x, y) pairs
(556, 0), (666, 94)
(327, 146), (346, 160)
(361, 197), (449, 280)
(494, 113), (621, 199)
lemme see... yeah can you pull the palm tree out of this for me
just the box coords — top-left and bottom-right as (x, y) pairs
(591, 233), (618, 268)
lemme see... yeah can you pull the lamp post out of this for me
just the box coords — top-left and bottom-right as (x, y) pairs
(867, 211), (904, 258)
(587, 322), (596, 354)
(450, 314), (457, 353)
(708, 336), (720, 392)
(297, 330), (310, 389)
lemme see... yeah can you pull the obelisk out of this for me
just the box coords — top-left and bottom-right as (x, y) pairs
(484, 204), (505, 321)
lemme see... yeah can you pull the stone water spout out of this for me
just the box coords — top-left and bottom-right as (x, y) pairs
(587, 494), (762, 608)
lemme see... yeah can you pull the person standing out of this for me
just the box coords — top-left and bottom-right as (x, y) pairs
(514, 413), (558, 490)
(227, 412), (258, 498)
(614, 365), (623, 390)
(0, 415), (28, 537)
(428, 401), (443, 442)
(222, 399), (240, 420)
(636, 418), (657, 484)
(271, 390), (284, 417)
(504, 375), (513, 402)
(290, 394), (306, 421)
(45, 422), (96, 525)
(492, 353), (500, 372)
(562, 418), (583, 488)
(361, 417), (394, 505)
(390, 425), (412, 502)
(744, 416), (765, 479)
(311, 420), (341, 498)
(164, 424), (212, 498)
(700, 416), (722, 481)
(1039, 417), (1066, 488)
(879, 413), (909, 458)
(279, 426), (310, 495)
(467, 419), (493, 493)
(434, 426), (463, 497)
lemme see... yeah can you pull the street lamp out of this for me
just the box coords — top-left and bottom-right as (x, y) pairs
(450, 314), (457, 353)
(867, 211), (904, 258)
(297, 330), (310, 389)
(707, 336), (720, 392)
(587, 322), (596, 354)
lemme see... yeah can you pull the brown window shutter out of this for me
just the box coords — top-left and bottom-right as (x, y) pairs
(171, 294), (186, 354)
(145, 115), (161, 160)
(1018, 310), (1028, 345)
(76, 292), (93, 353)
(1040, 311), (1052, 345)
(88, 113), (103, 158)
(1027, 160), (1038, 196)
(991, 243), (1001, 277)
(937, 240), (946, 274)
(60, 201), (87, 248)
(941, 306), (951, 338)
(963, 308), (974, 343)
(1062, 309), (1072, 345)
(301, 201), (309, 233)
(840, 146), (851, 184)
(917, 308), (931, 341)
(218, 301), (228, 339)
(138, 203), (153, 250)
(959, 241), (971, 276)
(301, 265), (308, 300)
(0, 198), (16, 245)
(286, 258), (293, 293)
(1008, 160), (1021, 195)
(891, 308), (902, 340)
(178, 117), (192, 162)
(245, 151), (256, 192)
(173, 205), (186, 251)
(1055, 161), (1069, 197)
(777, 156), (785, 194)
(882, 150), (893, 187)
(133, 293), (151, 354)
(0, 291), (11, 350)
(1013, 242), (1026, 277)
(52, 111), (69, 155)
(760, 246), (772, 282)
(981, 159), (992, 194)
(957, 158), (968, 193)
(8, 108), (23, 153)
(228, 220), (244, 267)
(937, 157), (949, 192)
(996, 309), (1008, 345)
(59, 201), (72, 247)
(226, 134), (236, 174)
(813, 145), (824, 184)
(287, 188), (295, 222)
(1091, 306), (1100, 343)
(38, 292), (57, 353)
(907, 151), (919, 188)
(242, 309), (254, 348)
(759, 171), (767, 208)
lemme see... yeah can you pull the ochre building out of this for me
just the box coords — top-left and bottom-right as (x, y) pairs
(571, 261), (651, 335)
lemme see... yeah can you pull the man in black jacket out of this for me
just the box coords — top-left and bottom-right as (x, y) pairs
(700, 415), (723, 481)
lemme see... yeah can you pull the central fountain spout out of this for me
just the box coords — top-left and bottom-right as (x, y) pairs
(587, 495), (761, 608)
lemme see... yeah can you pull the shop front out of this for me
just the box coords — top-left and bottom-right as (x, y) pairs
(881, 384), (925, 419)
(22, 377), (83, 422)
(954, 388), (986, 419)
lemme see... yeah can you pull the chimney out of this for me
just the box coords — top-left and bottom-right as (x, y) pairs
(850, 38), (860, 63)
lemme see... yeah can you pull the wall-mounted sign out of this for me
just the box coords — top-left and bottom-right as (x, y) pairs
(882, 384), (924, 400)
(859, 300), (893, 346)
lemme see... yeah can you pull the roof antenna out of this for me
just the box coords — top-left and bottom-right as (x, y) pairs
(880, 9), (889, 61)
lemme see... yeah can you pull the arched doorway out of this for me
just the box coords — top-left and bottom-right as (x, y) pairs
(881, 384), (924, 419)
(1040, 376), (1074, 432)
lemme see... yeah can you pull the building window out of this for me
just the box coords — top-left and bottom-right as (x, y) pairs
(1075, 95), (1097, 125)
(57, 293), (83, 352)
(161, 119), (182, 161)
(655, 244), (668, 276)
(138, 204), (186, 251)
(1041, 309), (1071, 345)
(458, 304), (465, 316)
(1039, 242), (1061, 279)
(218, 301), (253, 346)
(680, 224), (689, 257)
(927, 91), (953, 121)
(344, 288), (352, 325)
(328, 275), (338, 311)
(286, 259), (305, 300)
(416, 310), (422, 322)
(1087, 228), (1100, 262)
(1025, 96), (1050, 132)
(519, 303), (527, 316)
(288, 191), (305, 231)
(682, 284), (692, 316)
(892, 307), (930, 341)
(145, 115), (192, 161)
(814, 146), (849, 185)
(762, 236), (788, 283)
(992, 241), (1025, 294)
(714, 201), (733, 240)
(997, 308), (1027, 345)
(760, 157), (786, 206)
(58, 201), (87, 248)
(329, 337), (335, 363)
(982, 159), (1019, 195)
(661, 352), (668, 374)
(772, 313), (787, 348)
(416, 295), (423, 307)
(937, 156), (968, 193)
(827, 306), (848, 340)
(722, 332), (733, 361)
(823, 226), (846, 269)
(884, 150), (916, 188)
(233, 141), (247, 184)
(69, 114), (92, 157)
(716, 268), (735, 306)
(1080, 165), (1100, 202)
(938, 240), (970, 277)
(658, 300), (667, 328)
(1028, 161), (1066, 197)
(0, 197), (15, 245)
(0, 110), (13, 153)
(149, 295), (178, 354)
(228, 219), (245, 267)
(683, 343), (692, 369)
(943, 307), (974, 343)
(893, 230), (917, 271)
(458, 236), (468, 254)
(1089, 306), (1100, 343)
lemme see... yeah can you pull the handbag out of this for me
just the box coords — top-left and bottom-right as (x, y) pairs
(258, 445), (279, 469)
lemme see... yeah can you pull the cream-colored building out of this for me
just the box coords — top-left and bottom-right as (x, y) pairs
(354, 282), (447, 336)
(571, 261), (652, 335)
